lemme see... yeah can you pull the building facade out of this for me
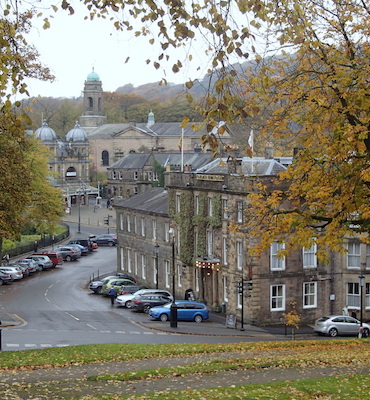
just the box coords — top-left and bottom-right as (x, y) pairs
(34, 120), (99, 208)
(107, 151), (214, 198)
(115, 156), (370, 325)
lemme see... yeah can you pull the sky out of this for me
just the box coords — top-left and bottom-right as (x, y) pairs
(25, 3), (207, 99)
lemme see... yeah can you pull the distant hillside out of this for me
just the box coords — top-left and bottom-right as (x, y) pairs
(114, 61), (251, 102)
(115, 79), (210, 102)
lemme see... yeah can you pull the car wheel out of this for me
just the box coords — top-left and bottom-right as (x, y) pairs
(194, 314), (203, 323)
(0, 279), (3, 286)
(362, 328), (369, 338)
(143, 305), (151, 314)
(328, 327), (338, 337)
(66, 255), (72, 262)
(160, 313), (169, 322)
(125, 300), (132, 309)
(108, 241), (114, 247)
(96, 287), (102, 295)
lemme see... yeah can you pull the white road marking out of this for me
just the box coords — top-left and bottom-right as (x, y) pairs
(65, 312), (80, 321)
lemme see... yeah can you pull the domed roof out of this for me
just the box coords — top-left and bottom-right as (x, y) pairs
(66, 122), (88, 142)
(87, 69), (100, 81)
(35, 120), (57, 141)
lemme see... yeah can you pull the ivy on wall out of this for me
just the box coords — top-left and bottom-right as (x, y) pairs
(152, 159), (165, 187)
(209, 193), (222, 228)
(168, 189), (223, 264)
(194, 193), (207, 258)
(178, 191), (194, 265)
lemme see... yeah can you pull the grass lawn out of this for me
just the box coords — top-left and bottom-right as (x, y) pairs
(0, 340), (369, 399)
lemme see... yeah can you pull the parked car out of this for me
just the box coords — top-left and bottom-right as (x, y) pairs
(15, 258), (39, 273)
(116, 289), (173, 308)
(66, 243), (89, 256)
(101, 278), (139, 295)
(9, 262), (30, 277)
(88, 275), (137, 294)
(55, 246), (81, 261)
(117, 284), (144, 295)
(0, 266), (23, 280)
(0, 271), (13, 285)
(130, 294), (172, 313)
(68, 239), (95, 252)
(33, 252), (63, 267)
(25, 255), (53, 270)
(314, 315), (370, 337)
(93, 234), (117, 246)
(149, 300), (209, 323)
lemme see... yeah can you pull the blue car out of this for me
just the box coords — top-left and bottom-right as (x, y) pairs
(149, 300), (209, 323)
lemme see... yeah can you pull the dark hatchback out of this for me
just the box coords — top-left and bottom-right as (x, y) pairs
(131, 294), (172, 313)
(93, 234), (117, 246)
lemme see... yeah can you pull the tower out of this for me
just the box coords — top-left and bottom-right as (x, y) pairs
(79, 69), (107, 129)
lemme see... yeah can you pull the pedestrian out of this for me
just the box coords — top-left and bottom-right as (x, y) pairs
(34, 240), (38, 252)
(107, 199), (110, 209)
(108, 287), (117, 305)
(2, 253), (9, 265)
(342, 305), (349, 316)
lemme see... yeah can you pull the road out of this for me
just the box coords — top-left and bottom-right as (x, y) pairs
(0, 226), (257, 351)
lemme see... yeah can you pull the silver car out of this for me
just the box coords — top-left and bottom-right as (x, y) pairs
(314, 315), (370, 337)
(0, 266), (23, 280)
(116, 289), (173, 308)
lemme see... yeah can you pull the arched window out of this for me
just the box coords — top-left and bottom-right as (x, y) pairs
(65, 166), (77, 179)
(102, 150), (109, 166)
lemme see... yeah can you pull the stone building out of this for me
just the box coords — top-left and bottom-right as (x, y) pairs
(35, 120), (99, 208)
(114, 156), (370, 325)
(106, 150), (214, 198)
(77, 70), (235, 176)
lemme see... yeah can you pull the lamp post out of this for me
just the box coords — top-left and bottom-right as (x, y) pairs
(77, 190), (81, 234)
(359, 274), (365, 327)
(168, 228), (177, 328)
(154, 243), (159, 289)
(77, 186), (86, 234)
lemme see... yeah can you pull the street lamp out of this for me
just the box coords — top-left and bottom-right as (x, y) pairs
(77, 186), (86, 234)
(359, 274), (365, 327)
(168, 228), (177, 328)
(154, 243), (159, 289)
(77, 190), (82, 234)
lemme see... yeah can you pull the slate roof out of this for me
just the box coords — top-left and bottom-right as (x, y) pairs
(154, 153), (214, 170)
(87, 122), (205, 139)
(108, 152), (215, 171)
(195, 157), (288, 176)
(108, 153), (152, 169)
(114, 187), (168, 216)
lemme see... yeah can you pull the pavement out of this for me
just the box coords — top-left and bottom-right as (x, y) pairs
(0, 199), (317, 340)
(62, 200), (117, 230)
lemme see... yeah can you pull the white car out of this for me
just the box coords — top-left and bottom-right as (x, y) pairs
(116, 289), (173, 308)
(0, 266), (23, 280)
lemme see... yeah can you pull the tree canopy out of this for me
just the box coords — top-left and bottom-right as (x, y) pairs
(59, 0), (370, 256)
(6, 0), (370, 257)
(0, 4), (63, 251)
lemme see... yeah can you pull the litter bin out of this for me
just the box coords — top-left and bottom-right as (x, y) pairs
(221, 303), (226, 313)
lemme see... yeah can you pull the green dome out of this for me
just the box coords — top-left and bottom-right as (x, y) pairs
(87, 70), (100, 81)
